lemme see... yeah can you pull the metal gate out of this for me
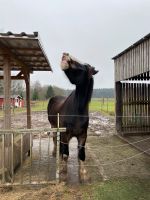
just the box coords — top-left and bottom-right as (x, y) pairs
(0, 114), (66, 186)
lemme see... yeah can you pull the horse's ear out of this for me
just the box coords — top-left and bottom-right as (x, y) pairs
(92, 68), (99, 75)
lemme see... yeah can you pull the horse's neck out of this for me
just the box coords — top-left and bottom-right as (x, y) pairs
(75, 78), (94, 113)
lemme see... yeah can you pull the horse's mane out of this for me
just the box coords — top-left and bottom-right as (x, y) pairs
(86, 77), (94, 103)
(75, 77), (94, 113)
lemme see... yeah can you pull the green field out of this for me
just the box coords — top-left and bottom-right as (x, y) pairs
(0, 98), (115, 117)
(90, 98), (115, 115)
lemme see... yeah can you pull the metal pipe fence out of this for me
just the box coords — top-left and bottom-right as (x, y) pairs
(0, 114), (66, 186)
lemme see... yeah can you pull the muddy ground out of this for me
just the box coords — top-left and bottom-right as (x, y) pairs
(0, 111), (150, 200)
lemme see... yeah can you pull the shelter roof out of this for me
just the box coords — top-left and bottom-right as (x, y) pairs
(112, 33), (150, 60)
(0, 32), (52, 71)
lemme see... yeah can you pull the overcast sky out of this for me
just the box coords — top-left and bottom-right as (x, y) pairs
(0, 0), (150, 89)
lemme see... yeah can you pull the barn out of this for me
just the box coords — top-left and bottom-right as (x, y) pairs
(0, 95), (24, 108)
(113, 33), (150, 136)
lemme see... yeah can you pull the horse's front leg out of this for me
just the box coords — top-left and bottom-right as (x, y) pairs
(52, 132), (57, 156)
(77, 132), (87, 162)
(59, 132), (70, 175)
(48, 124), (57, 157)
(77, 132), (89, 182)
(60, 132), (70, 161)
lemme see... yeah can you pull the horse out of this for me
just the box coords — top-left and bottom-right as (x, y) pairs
(47, 53), (98, 175)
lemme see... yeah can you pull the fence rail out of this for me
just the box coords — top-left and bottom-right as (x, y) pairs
(0, 114), (66, 187)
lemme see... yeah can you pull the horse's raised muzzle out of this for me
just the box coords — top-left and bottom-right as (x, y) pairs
(61, 53), (71, 70)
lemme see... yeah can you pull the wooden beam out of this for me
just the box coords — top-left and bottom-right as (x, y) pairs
(0, 76), (24, 80)
(11, 47), (41, 51)
(24, 71), (31, 129)
(3, 55), (12, 173)
(16, 54), (43, 57)
(115, 81), (123, 133)
(3, 56), (11, 129)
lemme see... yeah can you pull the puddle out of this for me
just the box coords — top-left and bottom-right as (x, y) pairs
(14, 136), (101, 185)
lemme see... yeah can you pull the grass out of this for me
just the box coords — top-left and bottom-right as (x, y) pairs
(30, 100), (48, 112)
(0, 98), (115, 117)
(82, 178), (150, 200)
(89, 98), (115, 115)
(0, 101), (48, 117)
(1, 178), (149, 200)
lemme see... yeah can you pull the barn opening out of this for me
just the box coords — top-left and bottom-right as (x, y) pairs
(113, 33), (150, 136)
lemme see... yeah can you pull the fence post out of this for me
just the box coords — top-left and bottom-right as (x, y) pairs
(11, 133), (14, 183)
(2, 134), (5, 184)
(56, 113), (60, 183)
(107, 98), (108, 112)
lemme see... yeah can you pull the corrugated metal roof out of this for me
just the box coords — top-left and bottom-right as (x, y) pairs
(0, 31), (52, 71)
(112, 33), (150, 60)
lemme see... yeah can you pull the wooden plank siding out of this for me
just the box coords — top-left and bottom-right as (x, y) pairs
(114, 39), (150, 82)
(119, 81), (150, 135)
(114, 35), (150, 135)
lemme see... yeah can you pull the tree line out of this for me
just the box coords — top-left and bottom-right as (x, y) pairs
(0, 79), (114, 100)
(30, 82), (114, 99)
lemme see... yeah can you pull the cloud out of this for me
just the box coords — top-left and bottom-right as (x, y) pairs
(0, 0), (150, 88)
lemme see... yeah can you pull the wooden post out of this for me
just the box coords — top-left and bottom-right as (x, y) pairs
(24, 70), (31, 157)
(25, 71), (31, 129)
(3, 55), (11, 129)
(115, 81), (123, 134)
(148, 82), (150, 133)
(56, 113), (60, 183)
(3, 55), (11, 176)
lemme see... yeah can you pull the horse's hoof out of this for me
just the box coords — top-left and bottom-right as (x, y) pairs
(52, 151), (56, 157)
(60, 160), (67, 174)
(47, 132), (50, 136)
(79, 173), (91, 184)
(60, 172), (67, 182)
(80, 168), (87, 175)
(63, 154), (68, 162)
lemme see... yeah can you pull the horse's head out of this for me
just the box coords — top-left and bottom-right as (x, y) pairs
(61, 53), (98, 85)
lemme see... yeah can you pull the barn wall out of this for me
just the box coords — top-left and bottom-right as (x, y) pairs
(121, 73), (150, 134)
(115, 38), (150, 81)
(115, 73), (150, 135)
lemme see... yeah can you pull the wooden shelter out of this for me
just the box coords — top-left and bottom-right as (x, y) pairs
(0, 31), (52, 129)
(0, 32), (52, 172)
(113, 33), (150, 135)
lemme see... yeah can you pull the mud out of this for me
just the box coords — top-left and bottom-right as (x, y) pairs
(1, 111), (112, 185)
(0, 111), (150, 200)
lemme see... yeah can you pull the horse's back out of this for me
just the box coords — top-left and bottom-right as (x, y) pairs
(47, 96), (66, 125)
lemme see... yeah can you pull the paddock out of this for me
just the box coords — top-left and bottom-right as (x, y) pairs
(113, 33), (150, 136)
(0, 111), (150, 188)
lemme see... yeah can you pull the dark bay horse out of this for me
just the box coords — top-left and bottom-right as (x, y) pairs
(47, 53), (98, 173)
